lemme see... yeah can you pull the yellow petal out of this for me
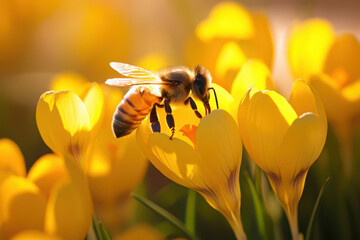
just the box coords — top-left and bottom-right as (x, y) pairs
(80, 82), (104, 135)
(243, 90), (298, 174)
(44, 180), (92, 240)
(288, 18), (335, 80)
(324, 33), (360, 84)
(11, 230), (63, 240)
(27, 154), (68, 199)
(196, 110), (242, 221)
(196, 2), (254, 41)
(114, 224), (164, 240)
(0, 176), (47, 239)
(49, 72), (88, 96)
(209, 83), (235, 119)
(231, 59), (275, 114)
(36, 91), (91, 158)
(214, 41), (247, 91)
(277, 114), (326, 180)
(289, 79), (327, 127)
(0, 138), (26, 177)
(196, 110), (242, 190)
(147, 133), (205, 190)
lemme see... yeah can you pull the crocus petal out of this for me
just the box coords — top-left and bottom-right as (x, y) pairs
(80, 82), (104, 136)
(147, 133), (205, 190)
(10, 230), (63, 240)
(44, 180), (92, 240)
(288, 18), (335, 80)
(231, 59), (275, 112)
(36, 91), (91, 158)
(196, 2), (254, 41)
(278, 113), (326, 178)
(0, 176), (47, 239)
(243, 91), (298, 174)
(27, 154), (68, 199)
(324, 33), (360, 84)
(196, 110), (242, 191)
(44, 151), (92, 240)
(0, 138), (26, 177)
(289, 79), (327, 127)
(196, 110), (242, 218)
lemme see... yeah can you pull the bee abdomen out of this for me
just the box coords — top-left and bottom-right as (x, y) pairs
(112, 93), (154, 138)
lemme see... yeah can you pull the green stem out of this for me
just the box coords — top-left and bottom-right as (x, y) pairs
(92, 214), (104, 240)
(184, 189), (197, 235)
(284, 206), (299, 240)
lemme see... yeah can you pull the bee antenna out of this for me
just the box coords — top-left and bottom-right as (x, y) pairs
(208, 87), (219, 109)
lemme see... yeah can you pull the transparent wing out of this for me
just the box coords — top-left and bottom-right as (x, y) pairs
(110, 62), (159, 79)
(105, 78), (172, 87)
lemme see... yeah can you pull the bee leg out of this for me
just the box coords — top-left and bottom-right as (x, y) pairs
(164, 100), (175, 140)
(184, 97), (202, 119)
(150, 104), (161, 133)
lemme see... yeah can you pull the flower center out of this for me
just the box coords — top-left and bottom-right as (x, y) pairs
(330, 67), (349, 88)
(179, 124), (198, 149)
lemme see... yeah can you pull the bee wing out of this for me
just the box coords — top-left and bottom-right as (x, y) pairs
(105, 78), (172, 87)
(110, 62), (158, 79)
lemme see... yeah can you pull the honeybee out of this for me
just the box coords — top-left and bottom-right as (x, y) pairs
(105, 62), (218, 139)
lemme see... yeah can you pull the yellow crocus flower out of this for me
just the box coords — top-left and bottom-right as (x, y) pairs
(137, 84), (246, 239)
(238, 80), (327, 240)
(185, 1), (273, 91)
(288, 18), (360, 177)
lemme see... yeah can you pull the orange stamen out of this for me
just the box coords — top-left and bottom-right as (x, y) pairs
(179, 124), (198, 149)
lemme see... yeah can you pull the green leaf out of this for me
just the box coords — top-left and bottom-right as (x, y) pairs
(92, 214), (103, 240)
(305, 177), (330, 240)
(244, 171), (269, 240)
(99, 221), (112, 240)
(131, 192), (198, 240)
(184, 189), (197, 235)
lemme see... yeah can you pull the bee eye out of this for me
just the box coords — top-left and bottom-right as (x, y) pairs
(194, 76), (206, 97)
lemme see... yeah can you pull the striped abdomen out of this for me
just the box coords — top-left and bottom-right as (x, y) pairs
(112, 87), (161, 138)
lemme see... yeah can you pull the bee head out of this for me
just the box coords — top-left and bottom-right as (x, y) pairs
(193, 65), (211, 102)
(192, 65), (212, 114)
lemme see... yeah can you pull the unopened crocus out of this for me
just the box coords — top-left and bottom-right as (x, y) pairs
(35, 87), (105, 239)
(137, 84), (246, 240)
(288, 18), (360, 177)
(238, 80), (327, 240)
(186, 1), (273, 91)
